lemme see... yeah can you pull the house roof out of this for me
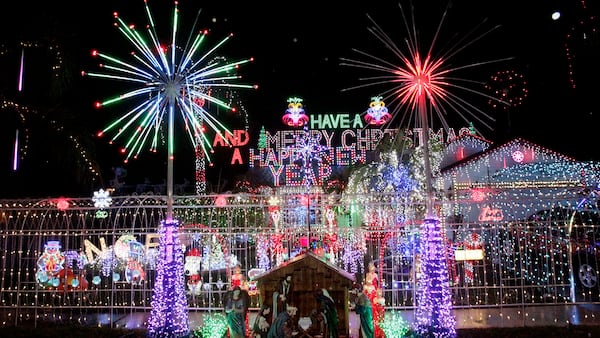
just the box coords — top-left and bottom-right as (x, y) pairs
(253, 251), (355, 282)
(446, 132), (493, 146)
(440, 137), (577, 174)
(440, 133), (493, 169)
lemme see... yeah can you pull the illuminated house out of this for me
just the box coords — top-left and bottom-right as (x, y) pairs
(439, 135), (600, 223)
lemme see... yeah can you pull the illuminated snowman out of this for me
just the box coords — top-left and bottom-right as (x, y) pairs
(36, 241), (65, 287)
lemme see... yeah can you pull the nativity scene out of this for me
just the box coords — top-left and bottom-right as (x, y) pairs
(253, 252), (356, 337)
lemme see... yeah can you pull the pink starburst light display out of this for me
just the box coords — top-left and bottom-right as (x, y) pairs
(340, 3), (511, 136)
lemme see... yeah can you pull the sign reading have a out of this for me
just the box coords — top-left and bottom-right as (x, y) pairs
(310, 113), (364, 129)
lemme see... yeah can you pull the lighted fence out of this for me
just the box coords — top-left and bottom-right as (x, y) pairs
(0, 191), (598, 326)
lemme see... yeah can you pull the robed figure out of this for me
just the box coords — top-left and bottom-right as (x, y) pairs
(354, 291), (375, 338)
(253, 304), (271, 338)
(225, 286), (249, 338)
(316, 289), (339, 338)
(267, 305), (297, 338)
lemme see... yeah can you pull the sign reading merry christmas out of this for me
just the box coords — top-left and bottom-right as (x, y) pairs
(244, 112), (474, 186)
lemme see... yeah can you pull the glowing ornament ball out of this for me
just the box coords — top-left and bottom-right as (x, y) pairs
(114, 234), (138, 259)
(55, 198), (70, 211)
(215, 195), (228, 207)
(85, 2), (257, 165)
(92, 276), (102, 285)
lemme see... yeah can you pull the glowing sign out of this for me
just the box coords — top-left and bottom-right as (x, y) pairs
(478, 206), (504, 222)
(454, 249), (484, 261)
(249, 121), (475, 186)
(202, 109), (478, 187)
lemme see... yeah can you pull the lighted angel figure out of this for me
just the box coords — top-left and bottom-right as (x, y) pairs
(364, 96), (391, 125)
(230, 264), (247, 290)
(281, 97), (309, 127)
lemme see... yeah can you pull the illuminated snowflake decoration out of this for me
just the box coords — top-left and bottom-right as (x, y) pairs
(511, 150), (524, 163)
(92, 189), (112, 209)
(291, 124), (329, 188)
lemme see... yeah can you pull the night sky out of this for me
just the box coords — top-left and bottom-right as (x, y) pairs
(0, 0), (598, 197)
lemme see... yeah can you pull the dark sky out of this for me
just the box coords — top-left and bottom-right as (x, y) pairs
(0, 0), (598, 196)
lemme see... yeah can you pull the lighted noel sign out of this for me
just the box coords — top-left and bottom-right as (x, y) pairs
(82, 234), (148, 285)
(365, 96), (392, 125)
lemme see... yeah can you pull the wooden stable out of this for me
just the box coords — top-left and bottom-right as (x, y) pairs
(254, 252), (355, 337)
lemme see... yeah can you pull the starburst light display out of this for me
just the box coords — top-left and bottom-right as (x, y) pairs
(340, 4), (511, 136)
(85, 2), (256, 164)
(340, 3), (512, 336)
(85, 2), (256, 336)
